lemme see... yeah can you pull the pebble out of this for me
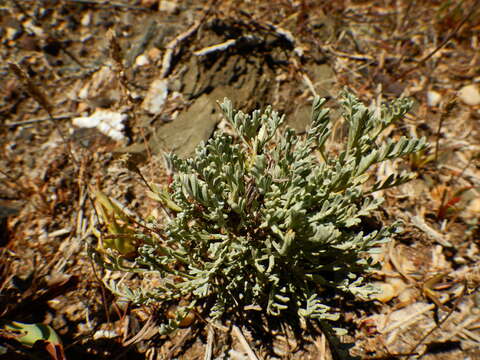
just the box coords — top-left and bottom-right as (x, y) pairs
(458, 84), (480, 106)
(81, 12), (91, 27)
(142, 79), (168, 114)
(141, 0), (158, 7)
(147, 47), (162, 62)
(135, 54), (149, 67)
(159, 0), (178, 13)
(372, 282), (396, 303)
(5, 27), (20, 41)
(426, 90), (442, 107)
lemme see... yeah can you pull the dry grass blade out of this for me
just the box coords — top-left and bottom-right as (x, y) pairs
(411, 215), (452, 247)
(382, 303), (435, 335)
(8, 63), (53, 113)
(1, 113), (77, 128)
(59, 0), (151, 11)
(204, 325), (214, 360)
(107, 29), (124, 68)
(410, 282), (467, 358)
(8, 63), (80, 169)
(232, 325), (259, 360)
(123, 315), (156, 346)
(314, 332), (328, 360)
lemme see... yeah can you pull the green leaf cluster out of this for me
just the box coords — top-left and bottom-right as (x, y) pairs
(94, 91), (427, 330)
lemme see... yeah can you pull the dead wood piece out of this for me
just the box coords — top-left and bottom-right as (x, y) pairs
(160, 21), (202, 78)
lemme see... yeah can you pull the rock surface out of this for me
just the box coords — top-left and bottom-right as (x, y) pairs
(458, 84), (480, 106)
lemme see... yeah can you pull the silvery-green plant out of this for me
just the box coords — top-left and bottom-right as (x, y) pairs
(93, 91), (427, 333)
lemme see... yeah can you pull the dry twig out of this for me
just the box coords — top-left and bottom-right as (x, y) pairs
(1, 113), (77, 128)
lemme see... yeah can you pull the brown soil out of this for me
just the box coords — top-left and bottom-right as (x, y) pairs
(1, 1), (480, 359)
